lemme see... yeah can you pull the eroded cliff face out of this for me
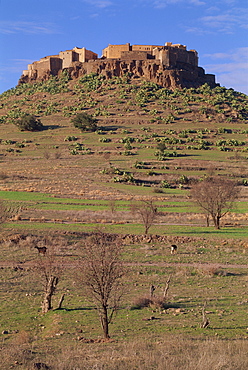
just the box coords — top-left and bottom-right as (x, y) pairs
(18, 59), (216, 89)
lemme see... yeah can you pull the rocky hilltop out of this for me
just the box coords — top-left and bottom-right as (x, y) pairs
(66, 59), (216, 89)
(18, 42), (217, 89)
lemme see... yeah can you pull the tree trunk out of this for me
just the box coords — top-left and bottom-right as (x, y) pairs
(42, 276), (58, 313)
(163, 276), (171, 299)
(42, 290), (52, 313)
(206, 214), (209, 227)
(212, 215), (220, 229)
(144, 223), (151, 235)
(100, 306), (110, 339)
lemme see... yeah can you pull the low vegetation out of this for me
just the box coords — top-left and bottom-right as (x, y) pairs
(14, 113), (44, 131)
(71, 112), (98, 132)
(0, 74), (248, 369)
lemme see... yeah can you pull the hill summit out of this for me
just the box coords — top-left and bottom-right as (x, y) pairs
(19, 42), (217, 90)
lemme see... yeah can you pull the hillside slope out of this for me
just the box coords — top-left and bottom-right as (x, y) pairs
(0, 74), (248, 204)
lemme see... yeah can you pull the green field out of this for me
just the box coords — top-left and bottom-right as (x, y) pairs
(0, 230), (248, 369)
(1, 76), (248, 369)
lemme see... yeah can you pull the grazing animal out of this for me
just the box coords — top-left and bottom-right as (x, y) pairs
(34, 246), (47, 255)
(170, 244), (177, 254)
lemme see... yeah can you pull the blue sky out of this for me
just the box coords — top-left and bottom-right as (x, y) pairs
(0, 0), (247, 94)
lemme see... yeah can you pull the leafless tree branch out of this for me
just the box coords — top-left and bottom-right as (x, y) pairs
(190, 177), (239, 229)
(78, 232), (125, 339)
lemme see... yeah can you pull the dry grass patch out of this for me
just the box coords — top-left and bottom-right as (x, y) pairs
(1, 336), (248, 369)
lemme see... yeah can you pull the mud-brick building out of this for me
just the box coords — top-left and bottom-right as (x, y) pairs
(102, 42), (198, 68)
(19, 42), (216, 89)
(22, 56), (62, 79)
(59, 47), (98, 68)
(102, 43), (164, 59)
(22, 47), (97, 79)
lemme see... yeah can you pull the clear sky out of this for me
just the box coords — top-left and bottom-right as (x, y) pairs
(0, 0), (247, 94)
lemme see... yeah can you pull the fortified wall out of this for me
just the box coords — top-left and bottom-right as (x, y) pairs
(19, 43), (216, 89)
(22, 47), (98, 80)
(102, 42), (198, 67)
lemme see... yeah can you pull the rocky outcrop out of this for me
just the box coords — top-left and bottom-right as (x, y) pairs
(19, 58), (216, 89)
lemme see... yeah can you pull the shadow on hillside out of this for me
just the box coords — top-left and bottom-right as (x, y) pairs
(99, 125), (121, 132)
(224, 271), (247, 276)
(55, 307), (96, 312)
(164, 303), (182, 309)
(44, 124), (65, 130)
(214, 325), (247, 330)
(179, 229), (244, 235)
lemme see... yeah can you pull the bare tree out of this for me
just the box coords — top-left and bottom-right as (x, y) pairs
(190, 177), (239, 229)
(131, 200), (157, 234)
(150, 284), (156, 298)
(109, 200), (117, 214)
(163, 275), (171, 300)
(34, 239), (64, 313)
(200, 301), (210, 328)
(79, 232), (125, 339)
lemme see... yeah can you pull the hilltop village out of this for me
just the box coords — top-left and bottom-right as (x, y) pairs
(19, 42), (217, 89)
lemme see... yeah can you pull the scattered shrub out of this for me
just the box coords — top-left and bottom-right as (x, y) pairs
(71, 113), (97, 132)
(160, 180), (171, 188)
(178, 175), (189, 185)
(131, 296), (166, 310)
(99, 137), (111, 143)
(131, 296), (152, 310)
(114, 172), (135, 183)
(64, 135), (78, 141)
(155, 150), (178, 160)
(153, 188), (164, 193)
(14, 114), (43, 131)
(134, 161), (148, 169)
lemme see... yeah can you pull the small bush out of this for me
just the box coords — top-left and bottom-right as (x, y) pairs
(0, 171), (8, 180)
(131, 296), (166, 310)
(71, 113), (97, 132)
(131, 296), (152, 310)
(54, 151), (62, 159)
(201, 266), (228, 277)
(178, 175), (189, 185)
(64, 135), (78, 141)
(99, 137), (111, 143)
(43, 151), (50, 159)
(160, 180), (171, 188)
(149, 297), (167, 310)
(134, 161), (147, 169)
(153, 188), (164, 194)
(14, 113), (43, 131)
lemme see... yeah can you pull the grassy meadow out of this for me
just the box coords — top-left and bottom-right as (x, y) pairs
(0, 74), (248, 369)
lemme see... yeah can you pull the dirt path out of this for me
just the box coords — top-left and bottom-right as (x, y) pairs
(0, 260), (247, 269)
